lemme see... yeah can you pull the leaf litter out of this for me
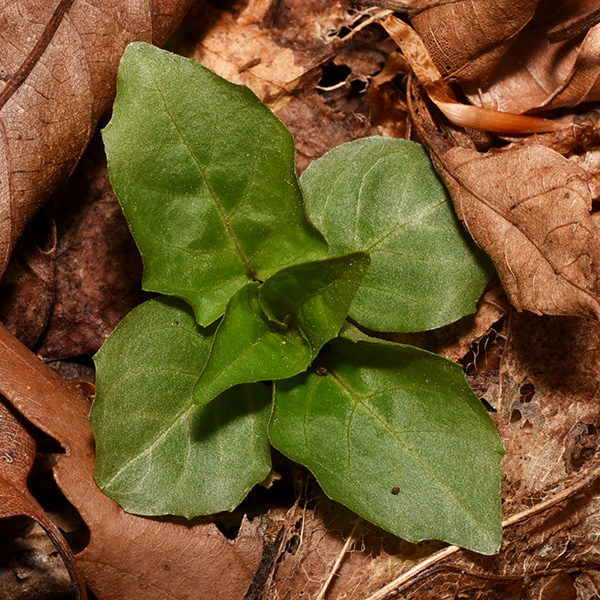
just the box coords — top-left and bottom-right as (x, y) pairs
(1, 0), (600, 598)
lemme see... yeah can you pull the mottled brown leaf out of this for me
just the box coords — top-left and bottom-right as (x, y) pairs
(0, 398), (86, 599)
(0, 323), (262, 600)
(0, 0), (193, 279)
(0, 214), (55, 348)
(35, 136), (143, 360)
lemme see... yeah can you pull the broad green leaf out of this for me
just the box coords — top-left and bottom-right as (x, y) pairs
(102, 42), (327, 326)
(259, 253), (370, 352)
(269, 338), (505, 554)
(300, 136), (494, 332)
(90, 297), (272, 518)
(194, 254), (369, 406)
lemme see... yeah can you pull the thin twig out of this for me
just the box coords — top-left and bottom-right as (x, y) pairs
(315, 519), (361, 600)
(363, 461), (600, 600)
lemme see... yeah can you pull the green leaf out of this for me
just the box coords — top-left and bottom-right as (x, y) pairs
(102, 42), (327, 326)
(269, 337), (505, 554)
(300, 136), (494, 332)
(259, 252), (370, 352)
(194, 253), (368, 405)
(90, 297), (272, 518)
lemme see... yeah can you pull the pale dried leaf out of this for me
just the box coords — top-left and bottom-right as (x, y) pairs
(0, 323), (262, 600)
(0, 0), (193, 279)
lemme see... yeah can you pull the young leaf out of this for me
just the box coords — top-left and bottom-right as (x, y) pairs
(102, 42), (327, 326)
(194, 254), (369, 406)
(91, 297), (272, 518)
(269, 337), (505, 555)
(194, 283), (311, 407)
(259, 252), (370, 352)
(300, 136), (493, 332)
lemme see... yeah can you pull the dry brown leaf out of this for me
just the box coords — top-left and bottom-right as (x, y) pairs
(34, 136), (143, 360)
(383, 15), (564, 134)
(442, 144), (600, 320)
(0, 323), (262, 599)
(0, 0), (193, 280)
(409, 80), (600, 321)
(460, 2), (600, 114)
(409, 0), (538, 83)
(0, 398), (87, 599)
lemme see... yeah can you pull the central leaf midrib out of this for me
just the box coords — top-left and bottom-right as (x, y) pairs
(147, 65), (256, 281)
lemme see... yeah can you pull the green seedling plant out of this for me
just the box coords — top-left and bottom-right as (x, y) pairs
(90, 42), (505, 555)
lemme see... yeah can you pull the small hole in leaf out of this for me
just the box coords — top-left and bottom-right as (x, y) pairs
(519, 382), (535, 402)
(392, 74), (407, 93)
(510, 409), (522, 423)
(350, 78), (367, 94)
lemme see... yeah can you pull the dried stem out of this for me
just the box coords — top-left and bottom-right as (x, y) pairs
(315, 519), (361, 600)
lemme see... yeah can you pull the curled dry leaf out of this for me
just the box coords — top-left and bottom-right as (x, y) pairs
(0, 0), (194, 279)
(409, 0), (538, 83)
(410, 0), (600, 114)
(0, 398), (87, 599)
(463, 6), (600, 114)
(383, 15), (564, 134)
(0, 323), (262, 600)
(409, 80), (600, 321)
